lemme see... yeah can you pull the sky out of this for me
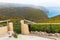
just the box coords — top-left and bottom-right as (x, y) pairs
(0, 0), (60, 17)
(0, 0), (60, 7)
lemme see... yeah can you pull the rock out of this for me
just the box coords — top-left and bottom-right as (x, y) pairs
(39, 31), (46, 36)
(55, 33), (60, 37)
(35, 31), (38, 34)
(44, 32), (48, 36)
(48, 33), (55, 36)
(30, 31), (35, 34)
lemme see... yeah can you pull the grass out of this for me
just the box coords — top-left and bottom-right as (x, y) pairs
(13, 21), (21, 34)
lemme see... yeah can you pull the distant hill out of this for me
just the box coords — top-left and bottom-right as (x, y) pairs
(39, 15), (60, 23)
(0, 7), (48, 22)
(0, 3), (48, 22)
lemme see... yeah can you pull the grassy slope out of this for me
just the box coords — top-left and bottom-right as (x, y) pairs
(39, 15), (60, 23)
(0, 7), (48, 22)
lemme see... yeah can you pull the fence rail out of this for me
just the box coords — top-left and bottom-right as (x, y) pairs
(0, 20), (10, 23)
(34, 23), (60, 24)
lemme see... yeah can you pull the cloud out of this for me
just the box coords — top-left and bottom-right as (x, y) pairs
(0, 0), (60, 7)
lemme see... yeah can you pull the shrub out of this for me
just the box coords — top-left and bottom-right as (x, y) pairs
(13, 21), (21, 34)
(30, 24), (47, 32)
(13, 32), (18, 38)
(30, 24), (60, 33)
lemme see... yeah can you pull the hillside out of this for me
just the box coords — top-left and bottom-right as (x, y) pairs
(39, 15), (60, 23)
(0, 7), (48, 22)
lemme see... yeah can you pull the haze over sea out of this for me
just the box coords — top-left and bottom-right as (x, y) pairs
(46, 7), (60, 18)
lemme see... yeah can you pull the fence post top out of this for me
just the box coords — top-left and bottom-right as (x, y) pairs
(20, 20), (24, 23)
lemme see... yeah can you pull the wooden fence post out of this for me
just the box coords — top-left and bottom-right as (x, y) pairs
(20, 20), (29, 34)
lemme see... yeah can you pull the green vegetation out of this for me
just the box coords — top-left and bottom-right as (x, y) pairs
(13, 21), (21, 34)
(39, 15), (60, 23)
(0, 22), (7, 26)
(0, 7), (48, 22)
(13, 32), (18, 38)
(30, 24), (60, 33)
(0, 4), (60, 34)
(12, 15), (60, 34)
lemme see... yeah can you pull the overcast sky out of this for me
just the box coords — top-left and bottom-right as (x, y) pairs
(0, 0), (59, 7)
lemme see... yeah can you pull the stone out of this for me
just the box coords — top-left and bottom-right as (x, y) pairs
(30, 31), (35, 34)
(48, 33), (55, 36)
(35, 31), (38, 34)
(55, 33), (60, 37)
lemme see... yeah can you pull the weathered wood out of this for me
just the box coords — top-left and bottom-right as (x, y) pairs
(8, 22), (13, 31)
(0, 20), (10, 23)
(34, 23), (60, 24)
(20, 20), (29, 35)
